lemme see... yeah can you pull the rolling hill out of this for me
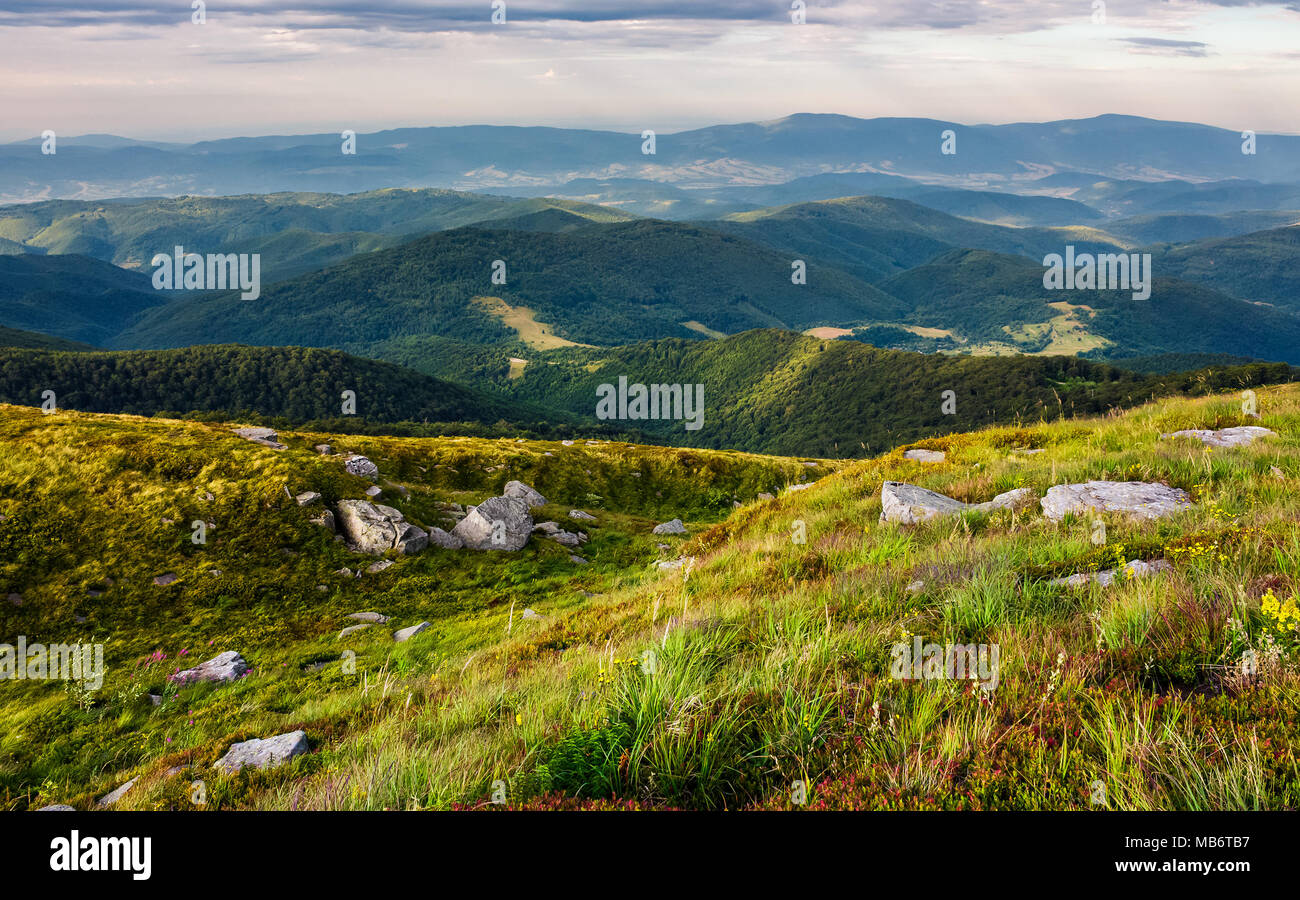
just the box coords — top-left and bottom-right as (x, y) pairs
(0, 253), (162, 346)
(0, 345), (556, 427)
(500, 329), (1296, 456)
(113, 220), (902, 351)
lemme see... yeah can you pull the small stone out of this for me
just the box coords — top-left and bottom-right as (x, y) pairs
(570, 555), (589, 565)
(756, 492), (775, 501)
(903, 449), (946, 463)
(656, 556), (695, 571)
(653, 518), (687, 535)
(568, 510), (596, 521)
(522, 608), (543, 620)
(97, 777), (138, 807)
(37, 804), (76, 811)
(366, 559), (394, 574)
(906, 581), (924, 594)
(393, 621), (431, 643)
(153, 573), (179, 587)
(339, 624), (373, 638)
(296, 491), (322, 506)
(312, 509), (336, 533)
(786, 483), (815, 493)
(364, 485), (383, 498)
(1051, 559), (1173, 588)
(315, 444), (332, 455)
(1270, 466), (1284, 479)
(347, 611), (391, 624)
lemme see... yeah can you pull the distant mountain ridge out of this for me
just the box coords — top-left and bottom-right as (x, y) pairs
(4, 114), (1297, 203)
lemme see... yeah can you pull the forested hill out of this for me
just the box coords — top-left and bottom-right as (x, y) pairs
(504, 330), (1297, 456)
(0, 345), (557, 427)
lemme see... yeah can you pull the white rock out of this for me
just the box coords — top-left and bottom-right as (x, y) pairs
(393, 621), (431, 643)
(173, 650), (248, 685)
(37, 804), (76, 811)
(339, 624), (373, 638)
(903, 449), (946, 463)
(1161, 426), (1275, 448)
(653, 518), (687, 535)
(1040, 481), (1192, 522)
(879, 482), (1036, 525)
(97, 777), (138, 807)
(214, 730), (308, 774)
(568, 510), (596, 521)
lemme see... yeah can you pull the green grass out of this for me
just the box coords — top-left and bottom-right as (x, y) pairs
(1, 382), (1298, 812)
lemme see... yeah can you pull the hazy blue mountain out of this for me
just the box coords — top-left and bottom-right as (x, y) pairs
(0, 254), (162, 346)
(6, 114), (1297, 203)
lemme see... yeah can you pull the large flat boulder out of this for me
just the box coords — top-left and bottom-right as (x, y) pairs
(1160, 426), (1275, 448)
(233, 427), (285, 450)
(344, 455), (379, 480)
(879, 482), (1036, 525)
(172, 650), (248, 685)
(213, 730), (308, 774)
(1041, 481), (1192, 522)
(452, 496), (533, 550)
(335, 500), (428, 555)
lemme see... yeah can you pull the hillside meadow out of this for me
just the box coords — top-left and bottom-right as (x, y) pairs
(0, 382), (1296, 811)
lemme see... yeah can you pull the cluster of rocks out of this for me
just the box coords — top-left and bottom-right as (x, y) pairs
(879, 482), (1036, 525)
(880, 479), (1196, 526)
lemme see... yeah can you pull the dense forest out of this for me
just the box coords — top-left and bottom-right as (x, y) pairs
(0, 345), (555, 426)
(503, 330), (1298, 456)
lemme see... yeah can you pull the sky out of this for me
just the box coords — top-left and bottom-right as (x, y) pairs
(1, 0), (1298, 142)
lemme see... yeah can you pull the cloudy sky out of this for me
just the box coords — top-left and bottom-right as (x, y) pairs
(2, 0), (1298, 142)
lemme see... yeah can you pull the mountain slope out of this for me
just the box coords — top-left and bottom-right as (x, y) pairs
(0, 253), (163, 345)
(115, 221), (903, 351)
(0, 345), (553, 426)
(879, 248), (1300, 361)
(709, 196), (1123, 283)
(502, 329), (1295, 456)
(1147, 225), (1300, 313)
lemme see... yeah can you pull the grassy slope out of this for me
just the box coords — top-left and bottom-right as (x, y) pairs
(0, 326), (95, 352)
(1, 385), (1297, 811)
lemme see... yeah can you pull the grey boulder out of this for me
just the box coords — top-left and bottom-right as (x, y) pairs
(879, 482), (1036, 525)
(344, 455), (379, 480)
(335, 500), (428, 555)
(652, 518), (687, 535)
(504, 480), (547, 508)
(214, 730), (308, 774)
(1160, 426), (1275, 448)
(393, 621), (431, 643)
(1040, 481), (1192, 522)
(903, 449), (946, 463)
(452, 496), (533, 551)
(172, 650), (248, 685)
